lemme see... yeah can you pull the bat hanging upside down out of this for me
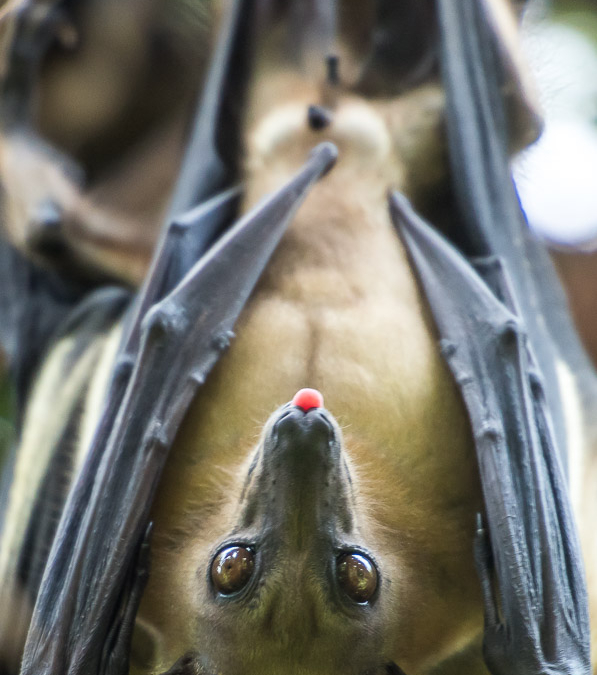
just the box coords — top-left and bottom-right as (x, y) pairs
(0, 1), (595, 675)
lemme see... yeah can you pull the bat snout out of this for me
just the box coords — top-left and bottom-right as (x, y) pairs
(230, 391), (355, 554)
(270, 401), (336, 460)
(261, 394), (345, 528)
(196, 394), (387, 675)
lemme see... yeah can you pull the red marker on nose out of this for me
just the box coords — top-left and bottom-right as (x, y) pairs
(292, 388), (324, 411)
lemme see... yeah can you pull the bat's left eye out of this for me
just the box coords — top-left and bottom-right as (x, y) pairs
(336, 552), (378, 603)
(211, 546), (255, 595)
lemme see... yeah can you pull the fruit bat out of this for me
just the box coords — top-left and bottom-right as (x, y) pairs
(0, 0), (595, 674)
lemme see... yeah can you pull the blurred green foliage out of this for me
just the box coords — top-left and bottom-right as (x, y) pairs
(553, 0), (597, 42)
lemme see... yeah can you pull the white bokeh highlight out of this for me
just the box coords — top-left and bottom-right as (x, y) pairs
(513, 19), (597, 245)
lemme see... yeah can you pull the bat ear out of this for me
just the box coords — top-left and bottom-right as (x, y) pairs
(129, 618), (163, 672)
(483, 0), (543, 151)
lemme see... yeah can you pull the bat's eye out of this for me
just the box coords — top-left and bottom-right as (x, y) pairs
(336, 552), (378, 603)
(211, 546), (255, 595)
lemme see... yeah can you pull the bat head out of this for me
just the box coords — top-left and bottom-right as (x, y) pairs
(174, 390), (394, 675)
(262, 0), (436, 96)
(254, 0), (540, 145)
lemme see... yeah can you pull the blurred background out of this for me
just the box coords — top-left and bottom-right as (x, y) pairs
(515, 0), (597, 370)
(515, 0), (597, 245)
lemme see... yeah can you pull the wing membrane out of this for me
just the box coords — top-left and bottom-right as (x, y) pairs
(391, 192), (591, 675)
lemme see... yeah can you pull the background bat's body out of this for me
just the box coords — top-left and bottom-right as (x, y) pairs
(0, 0), (218, 284)
(0, 1), (596, 674)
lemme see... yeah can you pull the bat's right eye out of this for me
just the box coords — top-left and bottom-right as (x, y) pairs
(211, 546), (255, 595)
(336, 552), (379, 604)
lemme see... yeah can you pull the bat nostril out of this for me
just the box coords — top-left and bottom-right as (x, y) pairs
(270, 399), (336, 453)
(307, 105), (333, 131)
(292, 388), (324, 411)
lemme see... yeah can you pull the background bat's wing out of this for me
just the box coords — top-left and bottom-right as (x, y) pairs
(391, 193), (591, 675)
(0, 282), (129, 675)
(165, 0), (254, 221)
(19, 142), (338, 675)
(436, 0), (597, 462)
(0, 281), (129, 556)
(0, 239), (86, 421)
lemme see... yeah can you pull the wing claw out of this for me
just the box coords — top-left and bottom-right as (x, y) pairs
(473, 513), (500, 630)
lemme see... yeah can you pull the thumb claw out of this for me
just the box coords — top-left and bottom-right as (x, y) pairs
(474, 513), (500, 629)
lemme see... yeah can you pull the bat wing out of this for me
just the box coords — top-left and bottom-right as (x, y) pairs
(390, 194), (591, 674)
(19, 141), (337, 675)
(0, 237), (121, 424)
(436, 0), (597, 464)
(402, 0), (594, 672)
(164, 0), (254, 220)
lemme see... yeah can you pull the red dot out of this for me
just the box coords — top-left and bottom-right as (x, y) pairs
(292, 388), (324, 411)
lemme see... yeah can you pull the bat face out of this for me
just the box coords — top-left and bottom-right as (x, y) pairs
(184, 401), (389, 675)
(138, 361), (481, 675)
